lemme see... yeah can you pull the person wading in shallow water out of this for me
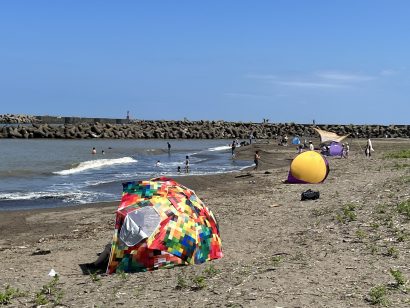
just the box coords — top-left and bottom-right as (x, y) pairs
(231, 140), (236, 157)
(254, 151), (260, 171)
(185, 155), (190, 173)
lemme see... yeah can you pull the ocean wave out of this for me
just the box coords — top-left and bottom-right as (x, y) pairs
(53, 157), (138, 175)
(0, 190), (114, 204)
(207, 145), (231, 151)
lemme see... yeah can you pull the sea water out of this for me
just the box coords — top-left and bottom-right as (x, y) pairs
(0, 139), (251, 210)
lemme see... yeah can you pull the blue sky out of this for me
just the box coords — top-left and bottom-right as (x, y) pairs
(0, 1), (409, 124)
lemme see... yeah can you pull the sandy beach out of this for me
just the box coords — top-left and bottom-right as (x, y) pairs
(1, 138), (409, 307)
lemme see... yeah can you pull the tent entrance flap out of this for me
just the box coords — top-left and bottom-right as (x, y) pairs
(119, 206), (161, 247)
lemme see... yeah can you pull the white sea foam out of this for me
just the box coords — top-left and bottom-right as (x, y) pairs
(53, 157), (137, 175)
(207, 145), (231, 151)
(0, 190), (115, 204)
(0, 192), (50, 201)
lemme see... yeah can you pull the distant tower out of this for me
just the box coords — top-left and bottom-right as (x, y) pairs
(126, 111), (130, 120)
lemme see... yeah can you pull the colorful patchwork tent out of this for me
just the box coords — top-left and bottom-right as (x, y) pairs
(107, 177), (223, 274)
(287, 151), (329, 184)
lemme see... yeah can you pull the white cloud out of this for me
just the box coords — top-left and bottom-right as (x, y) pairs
(224, 92), (272, 99)
(274, 81), (349, 89)
(316, 71), (374, 82)
(246, 70), (379, 91)
(379, 69), (398, 76)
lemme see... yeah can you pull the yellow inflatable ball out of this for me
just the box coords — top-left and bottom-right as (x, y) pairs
(288, 151), (329, 184)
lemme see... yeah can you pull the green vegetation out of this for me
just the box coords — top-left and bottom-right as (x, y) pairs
(175, 273), (187, 290)
(117, 270), (128, 280)
(204, 264), (220, 277)
(370, 222), (380, 230)
(389, 269), (407, 288)
(89, 271), (102, 284)
(393, 227), (408, 242)
(401, 176), (410, 183)
(311, 207), (332, 217)
(397, 199), (410, 219)
(364, 269), (408, 306)
(384, 149), (410, 159)
(34, 276), (64, 306)
(386, 246), (399, 258)
(368, 285), (389, 306)
(0, 285), (26, 305)
(391, 162), (410, 170)
(176, 265), (221, 291)
(336, 203), (357, 223)
(176, 272), (207, 290)
(271, 255), (284, 267)
(192, 275), (207, 290)
(356, 229), (367, 240)
(367, 244), (379, 255)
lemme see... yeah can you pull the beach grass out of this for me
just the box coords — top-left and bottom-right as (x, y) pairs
(0, 285), (26, 305)
(384, 149), (410, 159)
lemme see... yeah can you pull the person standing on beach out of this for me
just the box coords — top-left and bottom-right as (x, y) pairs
(185, 155), (190, 173)
(167, 142), (171, 153)
(284, 135), (288, 146)
(342, 142), (350, 158)
(309, 141), (314, 151)
(253, 151), (260, 171)
(365, 137), (374, 158)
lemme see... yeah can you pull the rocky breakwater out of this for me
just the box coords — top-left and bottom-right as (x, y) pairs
(0, 121), (409, 139)
(0, 114), (41, 124)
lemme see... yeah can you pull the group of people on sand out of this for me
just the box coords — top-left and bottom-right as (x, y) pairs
(295, 140), (314, 153)
(306, 137), (373, 159)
